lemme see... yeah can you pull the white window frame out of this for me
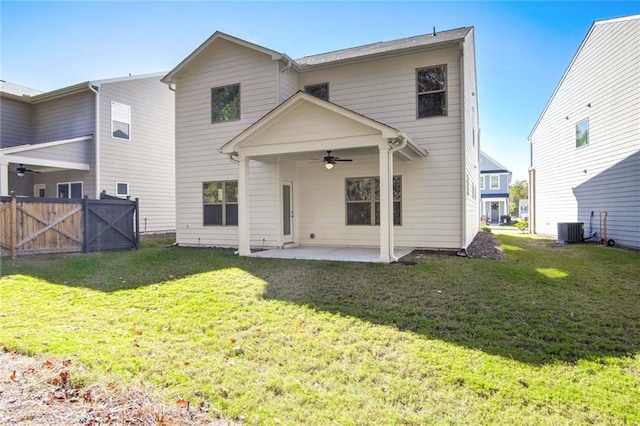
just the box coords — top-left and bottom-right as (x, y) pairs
(345, 176), (402, 226)
(480, 175), (485, 190)
(111, 101), (131, 140)
(211, 84), (241, 123)
(576, 118), (589, 148)
(57, 181), (83, 199)
(490, 175), (500, 190)
(203, 181), (238, 226)
(34, 183), (46, 198)
(116, 182), (129, 197)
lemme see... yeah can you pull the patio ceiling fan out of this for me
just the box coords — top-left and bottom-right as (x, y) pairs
(12, 164), (41, 177)
(317, 150), (353, 169)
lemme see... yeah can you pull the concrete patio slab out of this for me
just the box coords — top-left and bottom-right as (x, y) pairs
(250, 246), (414, 263)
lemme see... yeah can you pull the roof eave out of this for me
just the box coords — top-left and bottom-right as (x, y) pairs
(296, 29), (471, 70)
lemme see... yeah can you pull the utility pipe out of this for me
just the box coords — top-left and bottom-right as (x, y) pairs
(88, 83), (100, 198)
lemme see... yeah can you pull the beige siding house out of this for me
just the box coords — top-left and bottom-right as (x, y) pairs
(0, 74), (176, 233)
(163, 29), (480, 262)
(528, 15), (640, 248)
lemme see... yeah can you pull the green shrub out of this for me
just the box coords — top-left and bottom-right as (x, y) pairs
(516, 221), (529, 233)
(481, 226), (492, 233)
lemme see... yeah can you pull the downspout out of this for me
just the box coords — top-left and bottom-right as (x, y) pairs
(387, 134), (408, 262)
(88, 83), (100, 198)
(277, 58), (292, 105)
(458, 41), (467, 253)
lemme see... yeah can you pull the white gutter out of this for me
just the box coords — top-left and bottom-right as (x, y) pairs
(88, 83), (100, 198)
(280, 58), (293, 74)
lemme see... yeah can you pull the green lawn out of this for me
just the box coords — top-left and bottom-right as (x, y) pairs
(1, 236), (638, 425)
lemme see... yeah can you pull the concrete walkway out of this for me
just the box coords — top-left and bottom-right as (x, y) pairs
(250, 246), (414, 263)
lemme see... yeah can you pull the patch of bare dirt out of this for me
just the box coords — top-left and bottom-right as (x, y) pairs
(0, 349), (225, 425)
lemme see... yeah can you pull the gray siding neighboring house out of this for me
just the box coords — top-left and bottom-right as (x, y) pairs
(479, 151), (512, 223)
(163, 28), (480, 262)
(528, 15), (640, 248)
(0, 74), (176, 233)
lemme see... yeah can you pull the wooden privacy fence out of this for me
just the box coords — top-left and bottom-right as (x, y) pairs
(0, 194), (139, 258)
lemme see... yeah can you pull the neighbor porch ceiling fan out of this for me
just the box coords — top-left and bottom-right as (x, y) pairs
(12, 164), (41, 177)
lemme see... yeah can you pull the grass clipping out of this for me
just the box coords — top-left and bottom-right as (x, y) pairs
(0, 349), (221, 425)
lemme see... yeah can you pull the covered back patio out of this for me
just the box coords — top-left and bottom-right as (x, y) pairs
(221, 91), (427, 263)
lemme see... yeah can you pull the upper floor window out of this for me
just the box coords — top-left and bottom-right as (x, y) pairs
(305, 83), (329, 101)
(417, 65), (447, 118)
(480, 175), (485, 190)
(111, 101), (131, 140)
(203, 181), (238, 226)
(211, 84), (240, 123)
(490, 175), (499, 190)
(58, 182), (83, 199)
(576, 118), (589, 148)
(346, 176), (401, 226)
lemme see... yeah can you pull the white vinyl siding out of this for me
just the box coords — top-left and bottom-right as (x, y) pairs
(174, 38), (280, 247)
(298, 48), (464, 249)
(99, 77), (175, 232)
(173, 31), (478, 250)
(530, 17), (640, 248)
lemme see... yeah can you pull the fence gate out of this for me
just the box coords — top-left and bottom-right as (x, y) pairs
(84, 196), (140, 253)
(0, 195), (139, 258)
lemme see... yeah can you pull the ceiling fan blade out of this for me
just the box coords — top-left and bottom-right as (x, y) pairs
(334, 159), (353, 162)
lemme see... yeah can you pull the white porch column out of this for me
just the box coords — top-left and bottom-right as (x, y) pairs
(378, 145), (393, 263)
(237, 154), (251, 256)
(0, 156), (8, 196)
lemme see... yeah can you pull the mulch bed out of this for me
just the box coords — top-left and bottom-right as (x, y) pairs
(465, 231), (503, 259)
(400, 231), (503, 263)
(0, 349), (224, 425)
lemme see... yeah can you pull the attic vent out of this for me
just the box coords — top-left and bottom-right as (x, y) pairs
(557, 223), (584, 244)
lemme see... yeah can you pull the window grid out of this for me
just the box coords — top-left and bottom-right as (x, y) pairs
(416, 65), (447, 118)
(345, 176), (401, 226)
(203, 181), (238, 226)
(490, 175), (500, 190)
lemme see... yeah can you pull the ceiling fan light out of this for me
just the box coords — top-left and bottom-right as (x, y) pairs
(325, 162), (334, 170)
(17, 171), (25, 177)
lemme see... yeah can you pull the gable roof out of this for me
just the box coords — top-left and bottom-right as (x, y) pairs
(528, 14), (640, 141)
(162, 27), (473, 84)
(162, 32), (295, 84)
(220, 91), (427, 158)
(0, 73), (167, 104)
(0, 81), (43, 97)
(296, 27), (472, 67)
(480, 151), (511, 174)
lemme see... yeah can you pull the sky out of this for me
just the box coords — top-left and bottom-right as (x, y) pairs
(1, 1), (638, 182)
